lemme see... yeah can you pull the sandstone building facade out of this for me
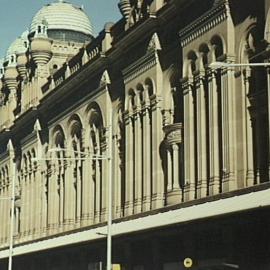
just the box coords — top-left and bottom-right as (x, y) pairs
(0, 0), (270, 269)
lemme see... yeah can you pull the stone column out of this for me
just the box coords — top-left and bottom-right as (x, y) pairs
(143, 105), (151, 212)
(114, 133), (123, 218)
(208, 70), (220, 195)
(64, 159), (75, 228)
(172, 144), (180, 190)
(25, 175), (30, 237)
(134, 106), (142, 214)
(20, 175), (26, 238)
(76, 160), (82, 226)
(124, 111), (134, 215)
(163, 123), (182, 204)
(101, 140), (108, 222)
(221, 66), (236, 191)
(3, 185), (9, 244)
(41, 170), (48, 236)
(48, 163), (55, 233)
(59, 164), (64, 231)
(34, 165), (42, 237)
(243, 68), (255, 186)
(266, 66), (270, 177)
(82, 147), (94, 225)
(196, 71), (207, 198)
(151, 95), (164, 208)
(167, 149), (173, 192)
(183, 79), (196, 201)
(29, 172), (35, 237)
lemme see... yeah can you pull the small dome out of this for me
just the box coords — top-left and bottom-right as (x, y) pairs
(30, 1), (93, 42)
(5, 31), (29, 63)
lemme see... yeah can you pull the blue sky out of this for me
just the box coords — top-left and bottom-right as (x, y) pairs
(0, 0), (121, 58)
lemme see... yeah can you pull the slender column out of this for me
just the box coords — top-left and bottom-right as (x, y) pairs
(143, 106), (151, 211)
(172, 144), (180, 190)
(59, 166), (64, 230)
(47, 164), (54, 233)
(114, 133), (122, 218)
(197, 71), (207, 198)
(76, 161), (82, 225)
(41, 171), (48, 235)
(30, 172), (35, 237)
(25, 175), (30, 237)
(243, 68), (255, 186)
(266, 66), (270, 177)
(167, 149), (172, 192)
(101, 141), (107, 222)
(183, 79), (196, 201)
(134, 108), (142, 214)
(151, 95), (164, 208)
(0, 187), (5, 244)
(208, 70), (220, 195)
(124, 112), (134, 215)
(4, 186), (10, 244)
(20, 176), (25, 238)
(81, 148), (91, 225)
(14, 207), (19, 238)
(222, 66), (236, 191)
(53, 168), (60, 233)
(64, 159), (75, 228)
(35, 166), (42, 236)
(94, 132), (101, 222)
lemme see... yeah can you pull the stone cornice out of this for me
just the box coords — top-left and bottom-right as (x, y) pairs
(179, 2), (227, 47)
(123, 50), (158, 84)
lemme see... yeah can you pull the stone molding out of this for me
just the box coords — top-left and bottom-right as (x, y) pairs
(179, 3), (227, 47)
(123, 50), (158, 84)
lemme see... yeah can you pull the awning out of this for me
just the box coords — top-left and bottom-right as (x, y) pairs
(0, 188), (269, 259)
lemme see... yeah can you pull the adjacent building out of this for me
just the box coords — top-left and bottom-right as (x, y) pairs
(0, 0), (270, 269)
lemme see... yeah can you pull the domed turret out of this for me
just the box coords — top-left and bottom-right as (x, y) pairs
(3, 31), (29, 85)
(16, 31), (29, 78)
(5, 31), (29, 65)
(30, 20), (52, 66)
(29, 0), (94, 43)
(118, 0), (131, 21)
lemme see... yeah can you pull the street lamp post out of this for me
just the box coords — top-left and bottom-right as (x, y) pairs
(210, 61), (270, 177)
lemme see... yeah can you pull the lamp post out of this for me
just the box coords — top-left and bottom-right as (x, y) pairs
(210, 61), (270, 176)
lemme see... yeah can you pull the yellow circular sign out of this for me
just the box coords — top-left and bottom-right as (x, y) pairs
(183, 258), (193, 268)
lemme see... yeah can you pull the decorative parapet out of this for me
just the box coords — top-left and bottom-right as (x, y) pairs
(42, 38), (102, 95)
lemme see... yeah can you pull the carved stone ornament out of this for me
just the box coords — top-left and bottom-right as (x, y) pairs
(127, 0), (151, 27)
(163, 123), (182, 146)
(147, 33), (162, 51)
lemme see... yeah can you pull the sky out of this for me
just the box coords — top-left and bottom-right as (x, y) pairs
(0, 0), (121, 58)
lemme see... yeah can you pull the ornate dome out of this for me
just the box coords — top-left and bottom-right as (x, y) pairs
(5, 31), (29, 63)
(30, 1), (93, 42)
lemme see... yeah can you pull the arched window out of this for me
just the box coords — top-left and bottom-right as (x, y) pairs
(87, 105), (105, 222)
